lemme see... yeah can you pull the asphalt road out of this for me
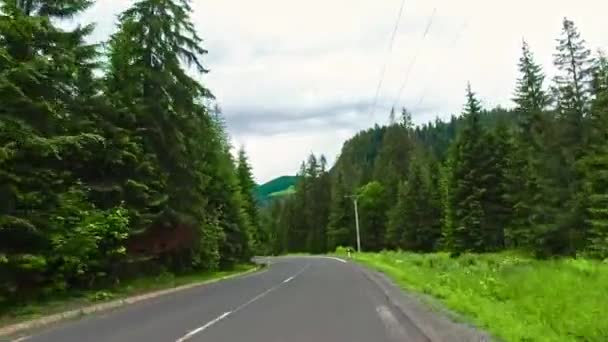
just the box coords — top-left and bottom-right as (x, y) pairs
(21, 256), (429, 342)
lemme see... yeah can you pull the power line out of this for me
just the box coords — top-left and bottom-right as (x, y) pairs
(369, 0), (408, 118)
(391, 7), (437, 110)
(414, 19), (470, 111)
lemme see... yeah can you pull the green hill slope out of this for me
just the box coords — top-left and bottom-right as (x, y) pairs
(255, 176), (298, 203)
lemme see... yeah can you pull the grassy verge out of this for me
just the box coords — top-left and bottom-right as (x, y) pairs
(0, 264), (257, 327)
(339, 251), (607, 342)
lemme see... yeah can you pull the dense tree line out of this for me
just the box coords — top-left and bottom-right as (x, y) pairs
(0, 0), (261, 303)
(263, 18), (608, 260)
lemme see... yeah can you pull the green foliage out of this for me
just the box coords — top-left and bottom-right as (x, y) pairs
(553, 17), (593, 122)
(446, 85), (489, 253)
(514, 40), (550, 114)
(388, 154), (441, 252)
(356, 181), (388, 251)
(343, 251), (608, 342)
(255, 176), (298, 203)
(264, 18), (604, 260)
(581, 56), (608, 259)
(268, 186), (296, 197)
(326, 173), (354, 251)
(237, 148), (263, 254)
(0, 0), (253, 304)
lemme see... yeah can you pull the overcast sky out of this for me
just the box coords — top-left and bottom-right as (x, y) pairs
(79, 0), (606, 183)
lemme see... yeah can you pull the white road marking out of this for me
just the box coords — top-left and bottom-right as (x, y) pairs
(175, 311), (231, 342)
(175, 263), (311, 342)
(12, 336), (30, 342)
(376, 305), (408, 341)
(319, 256), (347, 263)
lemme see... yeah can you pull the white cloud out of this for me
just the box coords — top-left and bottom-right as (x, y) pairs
(81, 0), (607, 183)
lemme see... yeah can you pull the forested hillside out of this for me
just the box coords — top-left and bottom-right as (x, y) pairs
(263, 18), (608, 259)
(0, 0), (262, 304)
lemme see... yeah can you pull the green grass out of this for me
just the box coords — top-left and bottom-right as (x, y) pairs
(0, 264), (257, 327)
(339, 251), (608, 342)
(268, 185), (296, 198)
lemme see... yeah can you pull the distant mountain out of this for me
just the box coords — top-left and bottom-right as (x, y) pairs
(255, 176), (298, 204)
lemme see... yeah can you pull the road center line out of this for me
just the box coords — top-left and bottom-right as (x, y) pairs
(175, 311), (231, 342)
(175, 263), (311, 342)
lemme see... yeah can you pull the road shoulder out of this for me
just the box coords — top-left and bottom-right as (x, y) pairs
(0, 265), (261, 340)
(352, 261), (493, 342)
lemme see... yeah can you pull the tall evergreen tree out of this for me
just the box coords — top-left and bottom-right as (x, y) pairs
(480, 123), (514, 250)
(532, 17), (594, 256)
(507, 41), (550, 248)
(514, 40), (551, 125)
(236, 147), (262, 253)
(327, 173), (354, 251)
(446, 84), (487, 253)
(388, 154), (440, 252)
(553, 17), (593, 140)
(581, 52), (608, 258)
(373, 122), (411, 205)
(105, 0), (251, 268)
(0, 0), (123, 295)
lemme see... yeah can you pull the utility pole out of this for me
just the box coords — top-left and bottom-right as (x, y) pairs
(346, 195), (361, 252)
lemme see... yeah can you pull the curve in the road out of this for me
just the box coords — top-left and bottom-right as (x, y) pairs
(21, 256), (429, 342)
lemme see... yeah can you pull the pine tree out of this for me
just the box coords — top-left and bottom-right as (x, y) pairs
(447, 84), (487, 253)
(480, 123), (514, 250)
(514, 40), (550, 128)
(531, 18), (594, 256)
(236, 147), (261, 251)
(373, 118), (412, 205)
(590, 51), (608, 102)
(0, 0), (119, 293)
(553, 17), (593, 142)
(310, 155), (331, 253)
(508, 41), (550, 248)
(401, 107), (414, 131)
(388, 154), (440, 252)
(105, 0), (253, 268)
(327, 173), (354, 251)
(581, 52), (608, 258)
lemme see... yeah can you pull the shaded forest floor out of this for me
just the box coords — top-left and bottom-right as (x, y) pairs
(338, 251), (607, 342)
(0, 264), (256, 328)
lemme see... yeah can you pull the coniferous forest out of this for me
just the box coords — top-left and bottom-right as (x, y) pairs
(263, 17), (608, 260)
(1, 0), (607, 323)
(0, 0), (262, 304)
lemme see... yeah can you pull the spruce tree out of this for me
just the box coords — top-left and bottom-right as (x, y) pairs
(447, 84), (487, 253)
(508, 41), (550, 248)
(373, 117), (412, 205)
(236, 147), (262, 253)
(105, 0), (252, 268)
(514, 40), (550, 128)
(581, 52), (608, 258)
(388, 154), (440, 252)
(480, 123), (514, 250)
(533, 17), (594, 256)
(0, 0), (117, 293)
(327, 173), (355, 251)
(553, 17), (593, 142)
